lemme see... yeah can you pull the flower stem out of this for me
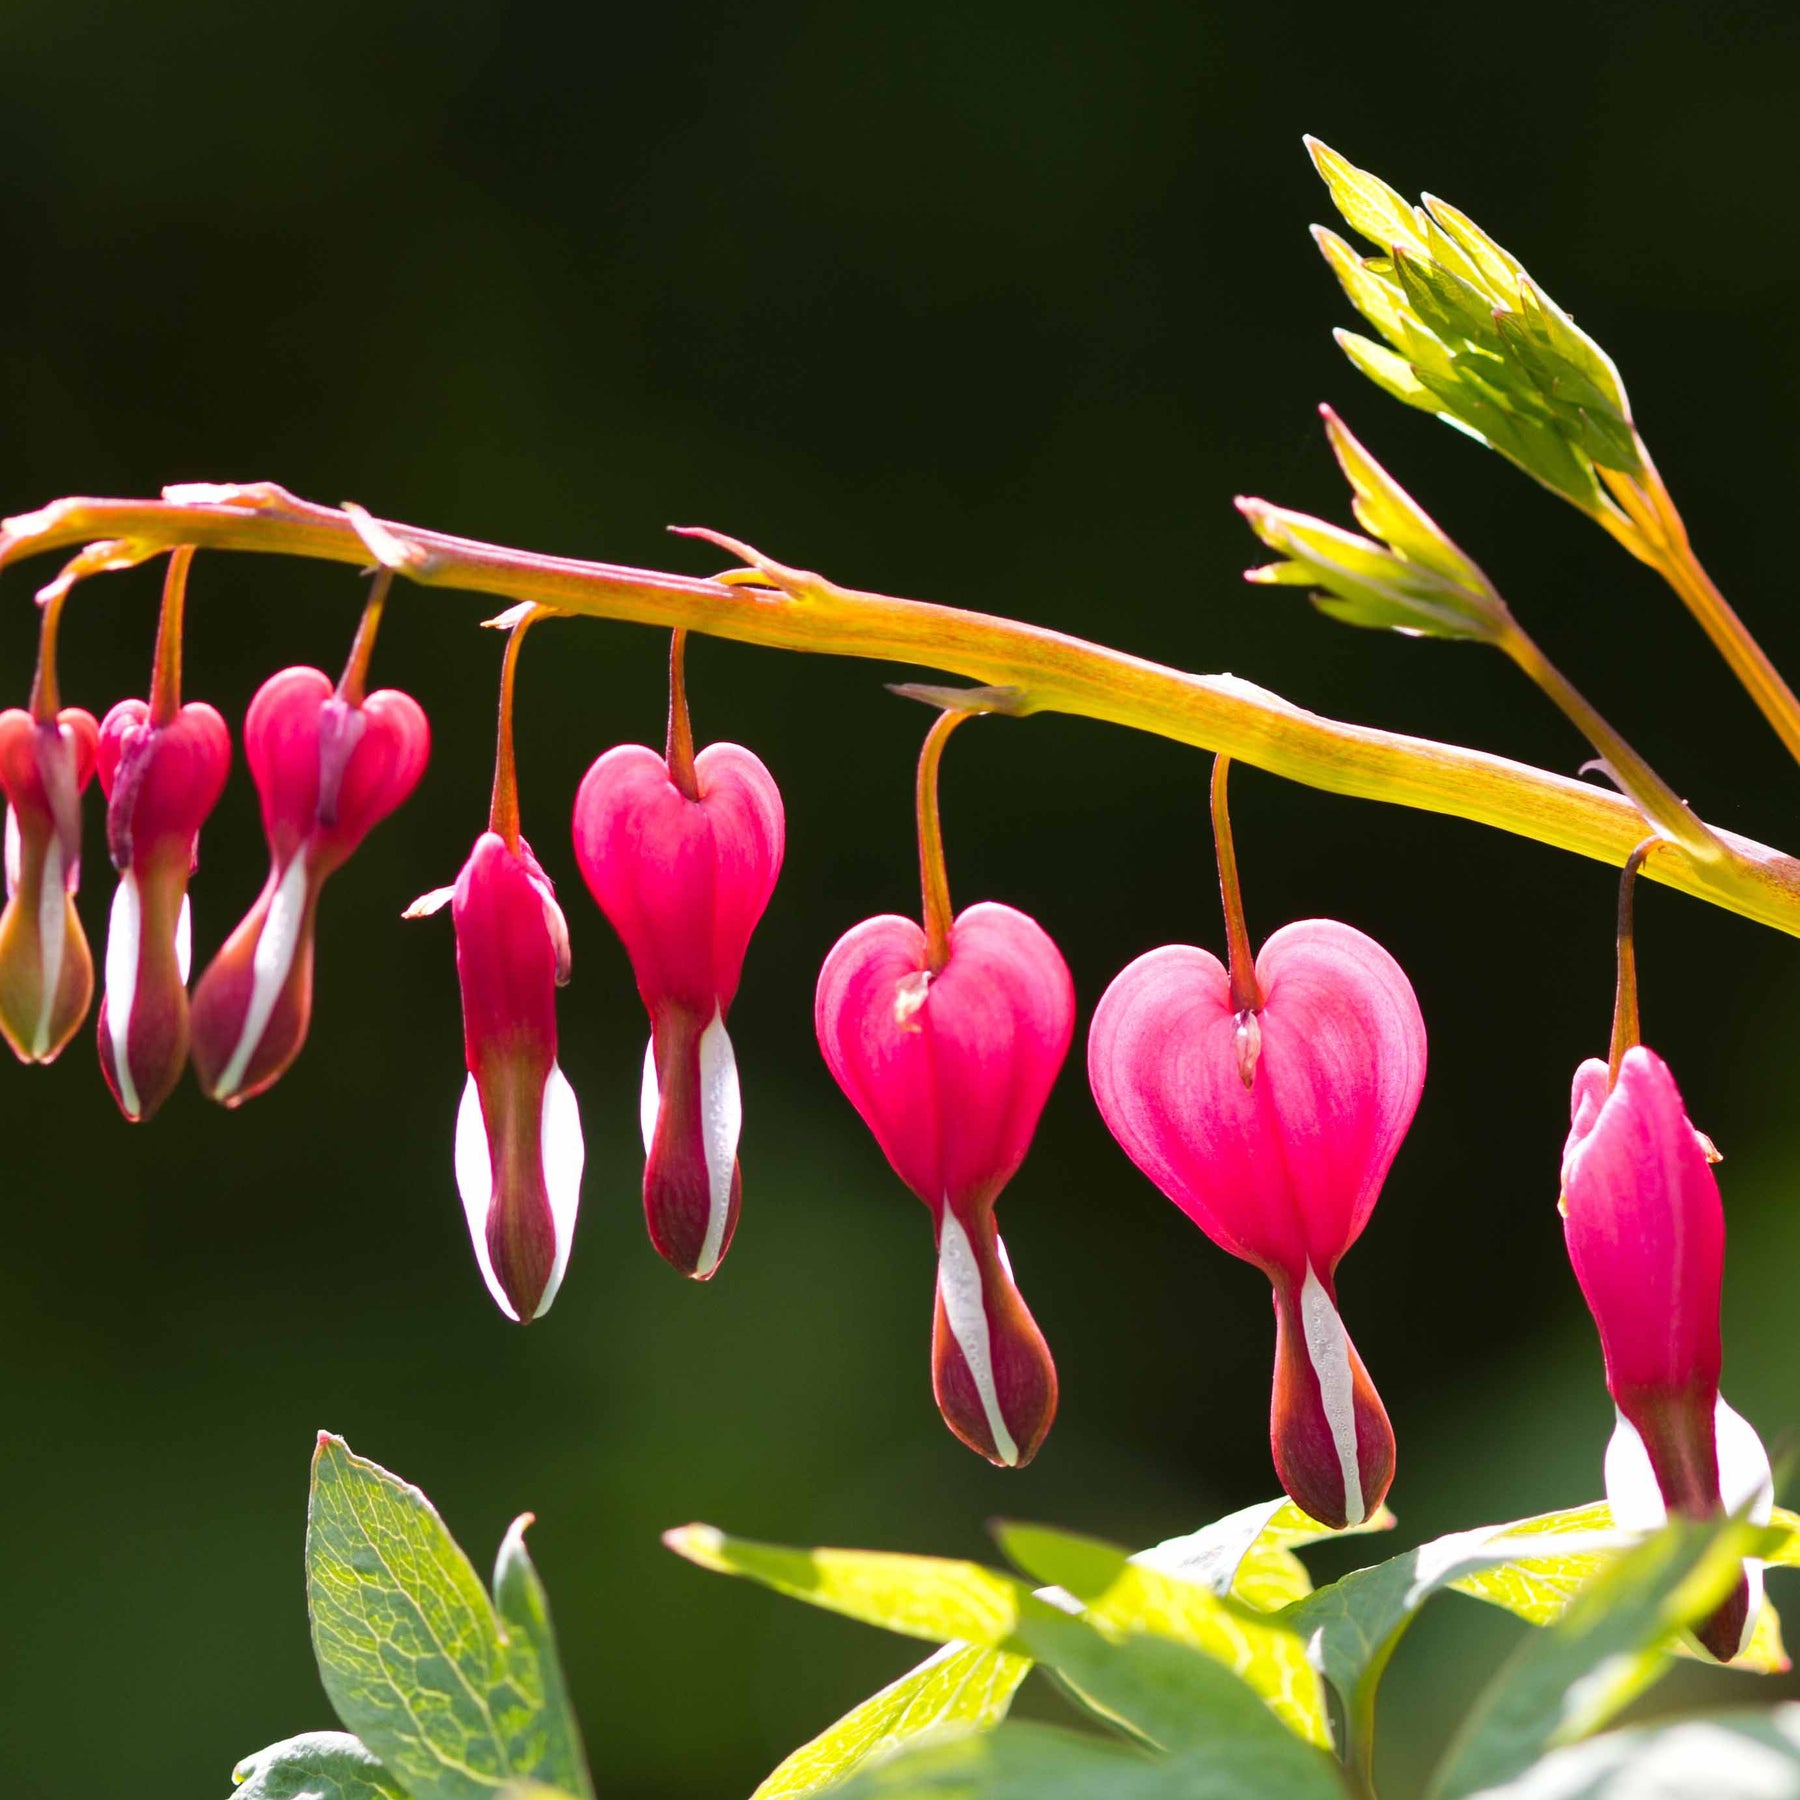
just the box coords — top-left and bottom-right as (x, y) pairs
(666, 627), (700, 800)
(335, 569), (392, 709)
(1211, 754), (1262, 1012)
(1608, 837), (1658, 1088)
(148, 546), (194, 727)
(7, 487), (1800, 936)
(916, 708), (968, 974)
(489, 606), (546, 850)
(28, 587), (66, 724)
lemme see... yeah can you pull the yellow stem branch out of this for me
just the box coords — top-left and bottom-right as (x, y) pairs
(6, 484), (1800, 935)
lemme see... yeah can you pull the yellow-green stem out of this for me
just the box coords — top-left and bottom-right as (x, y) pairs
(148, 545), (193, 727)
(917, 709), (968, 973)
(1608, 838), (1657, 1088)
(7, 486), (1800, 936)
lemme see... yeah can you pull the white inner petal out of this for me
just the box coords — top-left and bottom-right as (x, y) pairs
(694, 1009), (741, 1279)
(1603, 1411), (1665, 1532)
(175, 892), (192, 986)
(4, 805), (19, 897)
(214, 848), (308, 1098)
(532, 1061), (585, 1319)
(1300, 1264), (1366, 1527)
(937, 1208), (1019, 1466)
(639, 1034), (659, 1156)
(453, 1071), (517, 1321)
(104, 874), (143, 1119)
(1716, 1398), (1775, 1524)
(31, 834), (66, 1059)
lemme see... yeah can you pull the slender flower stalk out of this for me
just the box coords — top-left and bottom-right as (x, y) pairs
(0, 489), (1795, 936)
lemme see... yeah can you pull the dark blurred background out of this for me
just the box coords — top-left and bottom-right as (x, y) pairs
(3, 1), (1799, 1795)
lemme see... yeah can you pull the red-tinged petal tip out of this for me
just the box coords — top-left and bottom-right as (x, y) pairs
(1269, 1269), (1394, 1530)
(931, 1207), (1058, 1467)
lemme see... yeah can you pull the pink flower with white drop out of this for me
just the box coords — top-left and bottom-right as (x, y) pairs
(190, 580), (429, 1105)
(0, 591), (100, 1065)
(572, 631), (783, 1280)
(410, 607), (584, 1321)
(1559, 850), (1773, 1662)
(95, 550), (233, 1121)
(815, 699), (1071, 1468)
(1088, 758), (1423, 1528)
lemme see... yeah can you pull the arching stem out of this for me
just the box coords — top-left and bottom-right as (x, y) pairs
(918, 709), (969, 974)
(1213, 754), (1263, 1014)
(28, 587), (68, 724)
(149, 546), (194, 728)
(490, 607), (547, 850)
(336, 569), (393, 709)
(666, 627), (700, 800)
(1608, 837), (1658, 1088)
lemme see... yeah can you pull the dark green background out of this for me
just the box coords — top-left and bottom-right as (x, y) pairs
(4, 2), (1799, 1795)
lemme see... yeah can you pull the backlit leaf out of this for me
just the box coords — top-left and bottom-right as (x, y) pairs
(231, 1733), (408, 1800)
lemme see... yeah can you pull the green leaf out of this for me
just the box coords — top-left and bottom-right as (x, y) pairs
(828, 1719), (1295, 1800)
(231, 1732), (409, 1800)
(663, 1523), (1030, 1646)
(1460, 1705), (1800, 1800)
(752, 1645), (1030, 1800)
(1305, 137), (1424, 256)
(1334, 330), (1442, 414)
(1429, 1515), (1779, 1800)
(306, 1436), (594, 1800)
(995, 1522), (1330, 1749)
(1312, 228), (1413, 350)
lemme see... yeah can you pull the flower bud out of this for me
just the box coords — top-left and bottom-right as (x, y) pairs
(95, 697), (231, 1118)
(189, 667), (428, 1104)
(428, 831), (583, 1322)
(816, 902), (1073, 1467)
(0, 706), (100, 1062)
(1561, 1045), (1773, 1661)
(572, 740), (783, 1278)
(1089, 921), (1425, 1527)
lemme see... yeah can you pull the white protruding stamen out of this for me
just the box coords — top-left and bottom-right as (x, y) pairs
(1605, 1397), (1774, 1659)
(1300, 1264), (1366, 1527)
(453, 1071), (516, 1321)
(534, 1061), (585, 1318)
(31, 834), (66, 1058)
(175, 893), (192, 986)
(694, 1010), (741, 1278)
(214, 849), (309, 1097)
(936, 1209), (1019, 1466)
(639, 1034), (660, 1156)
(104, 874), (143, 1117)
(4, 806), (19, 896)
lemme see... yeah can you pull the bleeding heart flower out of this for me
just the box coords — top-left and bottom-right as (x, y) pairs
(572, 631), (783, 1279)
(1562, 1043), (1773, 1661)
(0, 704), (100, 1063)
(190, 586), (429, 1104)
(1088, 759), (1423, 1527)
(94, 549), (233, 1120)
(814, 699), (1071, 1467)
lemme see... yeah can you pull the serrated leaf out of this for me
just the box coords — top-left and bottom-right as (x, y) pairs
(1460, 1704), (1800, 1800)
(306, 1437), (594, 1800)
(1429, 1516), (1777, 1800)
(232, 1733), (409, 1800)
(752, 1645), (1030, 1800)
(663, 1524), (1029, 1646)
(1306, 137), (1424, 255)
(995, 1522), (1330, 1749)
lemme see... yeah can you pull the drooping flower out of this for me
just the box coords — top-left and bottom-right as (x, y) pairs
(189, 577), (429, 1104)
(409, 605), (584, 1322)
(572, 630), (783, 1279)
(1559, 847), (1772, 1662)
(0, 587), (100, 1064)
(814, 696), (1071, 1467)
(1088, 757), (1423, 1527)
(95, 549), (233, 1120)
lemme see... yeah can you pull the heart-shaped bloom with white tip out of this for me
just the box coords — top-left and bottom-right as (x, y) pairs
(1088, 920), (1425, 1528)
(189, 666), (428, 1106)
(572, 739), (783, 1280)
(0, 706), (101, 1065)
(1563, 1044), (1771, 1662)
(94, 696), (231, 1120)
(431, 830), (583, 1322)
(816, 901), (1073, 1468)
